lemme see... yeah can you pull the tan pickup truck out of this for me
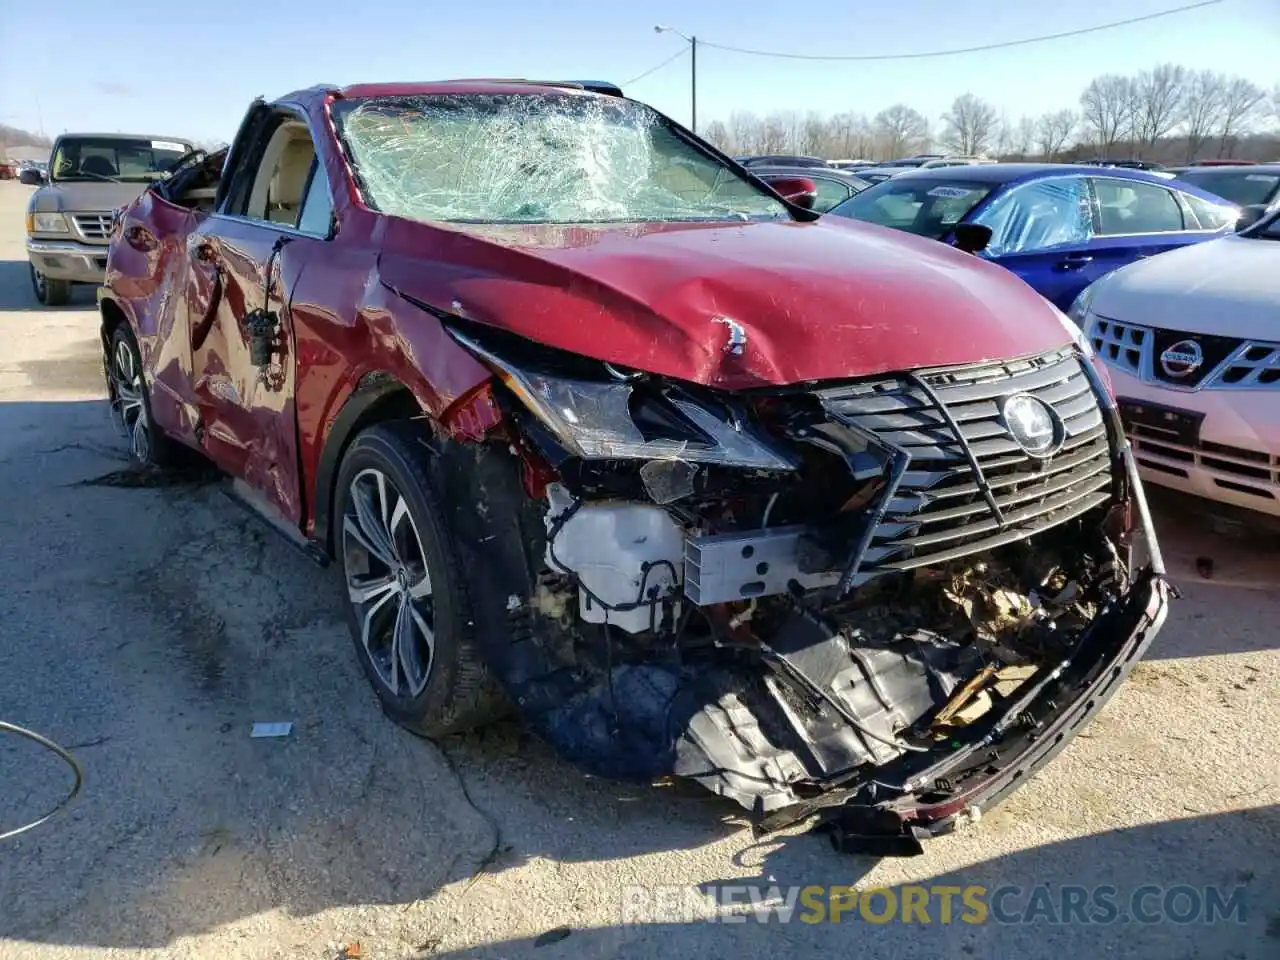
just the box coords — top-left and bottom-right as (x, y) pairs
(24, 133), (193, 305)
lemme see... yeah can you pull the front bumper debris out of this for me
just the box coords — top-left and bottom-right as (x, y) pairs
(440, 341), (1176, 854)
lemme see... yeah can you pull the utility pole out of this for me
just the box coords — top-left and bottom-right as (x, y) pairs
(690, 36), (697, 134)
(655, 25), (698, 134)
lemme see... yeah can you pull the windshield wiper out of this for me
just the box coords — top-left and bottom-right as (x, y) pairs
(61, 170), (122, 185)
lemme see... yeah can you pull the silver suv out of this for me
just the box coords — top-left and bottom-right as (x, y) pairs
(25, 133), (193, 305)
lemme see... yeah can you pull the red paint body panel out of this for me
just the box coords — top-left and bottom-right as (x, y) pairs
(377, 215), (1072, 389)
(105, 80), (1077, 540)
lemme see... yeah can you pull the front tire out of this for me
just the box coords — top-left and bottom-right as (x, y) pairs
(335, 422), (502, 737)
(30, 264), (71, 307)
(105, 325), (178, 468)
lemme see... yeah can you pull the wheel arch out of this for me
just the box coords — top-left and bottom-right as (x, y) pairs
(312, 371), (428, 557)
(98, 295), (131, 354)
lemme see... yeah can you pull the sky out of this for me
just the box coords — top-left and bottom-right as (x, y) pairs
(1, 0), (1277, 143)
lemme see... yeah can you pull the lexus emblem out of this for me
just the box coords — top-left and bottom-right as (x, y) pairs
(1160, 339), (1203, 379)
(1002, 393), (1063, 458)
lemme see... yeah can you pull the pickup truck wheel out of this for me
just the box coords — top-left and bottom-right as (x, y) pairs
(106, 326), (178, 469)
(335, 423), (502, 737)
(30, 264), (71, 307)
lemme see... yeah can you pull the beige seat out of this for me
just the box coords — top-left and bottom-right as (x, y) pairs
(246, 124), (316, 227)
(266, 137), (315, 226)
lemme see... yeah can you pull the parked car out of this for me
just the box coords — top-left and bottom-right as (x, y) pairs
(25, 132), (194, 305)
(847, 166), (907, 184)
(919, 156), (996, 169)
(752, 164), (871, 212)
(1169, 163), (1280, 210)
(736, 154), (830, 169)
(826, 163), (1239, 311)
(1071, 205), (1280, 518)
(102, 79), (1171, 851)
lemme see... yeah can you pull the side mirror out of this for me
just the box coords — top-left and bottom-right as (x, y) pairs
(1235, 204), (1269, 233)
(952, 222), (993, 254)
(18, 168), (45, 186)
(759, 175), (818, 210)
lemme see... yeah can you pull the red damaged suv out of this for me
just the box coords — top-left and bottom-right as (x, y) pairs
(102, 80), (1171, 853)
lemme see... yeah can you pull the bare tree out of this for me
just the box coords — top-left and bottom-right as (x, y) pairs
(801, 111), (829, 156)
(1036, 109), (1078, 158)
(701, 119), (732, 153)
(1181, 70), (1226, 161)
(759, 112), (790, 154)
(728, 111), (762, 154)
(1080, 74), (1134, 158)
(940, 93), (999, 155)
(873, 104), (930, 159)
(1217, 77), (1266, 157)
(1133, 64), (1187, 150)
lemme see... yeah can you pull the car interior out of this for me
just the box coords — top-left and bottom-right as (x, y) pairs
(248, 122), (318, 227)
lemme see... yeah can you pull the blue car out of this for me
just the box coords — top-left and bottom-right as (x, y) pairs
(826, 164), (1240, 311)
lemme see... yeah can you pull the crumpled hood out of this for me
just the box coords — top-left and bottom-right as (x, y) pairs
(29, 180), (149, 214)
(1090, 234), (1280, 342)
(378, 215), (1072, 389)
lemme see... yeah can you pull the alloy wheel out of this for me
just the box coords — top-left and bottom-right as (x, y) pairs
(107, 337), (151, 463)
(342, 467), (436, 698)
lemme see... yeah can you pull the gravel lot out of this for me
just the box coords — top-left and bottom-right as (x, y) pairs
(0, 180), (1276, 959)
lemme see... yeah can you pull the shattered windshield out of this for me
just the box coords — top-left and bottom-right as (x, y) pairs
(332, 93), (791, 225)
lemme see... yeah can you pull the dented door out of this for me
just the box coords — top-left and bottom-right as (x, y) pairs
(186, 215), (305, 523)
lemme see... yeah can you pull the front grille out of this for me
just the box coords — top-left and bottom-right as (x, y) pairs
(1086, 316), (1280, 390)
(818, 348), (1114, 586)
(71, 213), (112, 242)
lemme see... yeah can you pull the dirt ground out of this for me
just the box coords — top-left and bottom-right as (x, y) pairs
(0, 180), (1276, 959)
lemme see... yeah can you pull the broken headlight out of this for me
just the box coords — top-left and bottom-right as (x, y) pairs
(451, 330), (796, 470)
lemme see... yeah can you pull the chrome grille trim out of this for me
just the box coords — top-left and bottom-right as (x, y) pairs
(71, 213), (113, 242)
(817, 348), (1116, 588)
(1085, 315), (1280, 391)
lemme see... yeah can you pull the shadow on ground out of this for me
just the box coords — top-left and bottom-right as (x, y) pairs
(425, 808), (1280, 959)
(0, 260), (98, 312)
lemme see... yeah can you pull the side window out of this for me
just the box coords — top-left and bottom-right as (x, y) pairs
(972, 178), (1092, 256)
(242, 120), (320, 228)
(1182, 192), (1237, 231)
(811, 178), (853, 213)
(296, 162), (333, 236)
(1094, 179), (1184, 235)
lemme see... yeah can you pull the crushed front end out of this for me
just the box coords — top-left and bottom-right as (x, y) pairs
(440, 327), (1173, 853)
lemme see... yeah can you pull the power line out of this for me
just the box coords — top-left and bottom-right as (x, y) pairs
(697, 0), (1224, 62)
(623, 47), (689, 86)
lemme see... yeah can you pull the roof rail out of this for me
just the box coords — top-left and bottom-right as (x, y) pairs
(452, 78), (624, 96)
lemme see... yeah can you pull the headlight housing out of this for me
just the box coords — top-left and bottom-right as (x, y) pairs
(450, 330), (796, 471)
(1066, 283), (1096, 329)
(27, 212), (68, 234)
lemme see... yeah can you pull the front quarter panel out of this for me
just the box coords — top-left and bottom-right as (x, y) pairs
(289, 215), (493, 539)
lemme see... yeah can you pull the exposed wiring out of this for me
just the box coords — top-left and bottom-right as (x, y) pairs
(622, 47), (689, 86)
(696, 1), (1222, 62)
(761, 492), (779, 529)
(0, 720), (83, 841)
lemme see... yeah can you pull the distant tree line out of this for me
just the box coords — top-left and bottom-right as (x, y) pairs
(702, 66), (1280, 164)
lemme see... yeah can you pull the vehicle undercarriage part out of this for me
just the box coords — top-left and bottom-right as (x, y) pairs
(439, 340), (1167, 847)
